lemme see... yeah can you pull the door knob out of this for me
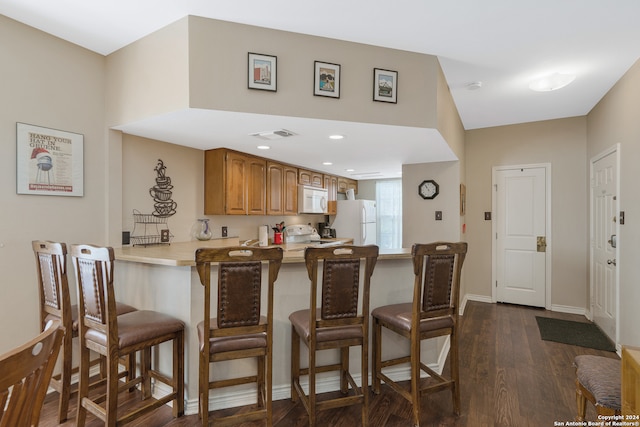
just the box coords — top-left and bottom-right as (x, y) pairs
(607, 259), (617, 266)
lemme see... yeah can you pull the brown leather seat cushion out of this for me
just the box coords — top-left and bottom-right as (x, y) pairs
(289, 309), (363, 343)
(371, 303), (454, 333)
(85, 310), (184, 349)
(45, 302), (137, 335)
(197, 316), (267, 354)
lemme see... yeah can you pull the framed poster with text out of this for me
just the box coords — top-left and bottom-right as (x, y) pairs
(16, 123), (84, 196)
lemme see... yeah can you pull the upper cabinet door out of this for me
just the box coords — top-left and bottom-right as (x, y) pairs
(267, 162), (298, 216)
(283, 165), (298, 215)
(299, 169), (323, 188)
(225, 151), (248, 215)
(246, 156), (266, 215)
(267, 162), (284, 215)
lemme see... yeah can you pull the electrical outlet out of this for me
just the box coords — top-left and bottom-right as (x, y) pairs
(485, 212), (492, 220)
(122, 231), (130, 245)
(435, 211), (442, 221)
(222, 226), (228, 237)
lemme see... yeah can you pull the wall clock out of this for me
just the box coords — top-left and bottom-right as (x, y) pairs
(418, 179), (439, 199)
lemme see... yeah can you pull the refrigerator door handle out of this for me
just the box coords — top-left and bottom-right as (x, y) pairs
(362, 222), (366, 243)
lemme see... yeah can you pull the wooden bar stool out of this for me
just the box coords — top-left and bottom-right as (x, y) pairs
(71, 244), (184, 427)
(0, 319), (64, 427)
(371, 242), (467, 427)
(195, 246), (283, 426)
(32, 240), (137, 423)
(289, 245), (379, 427)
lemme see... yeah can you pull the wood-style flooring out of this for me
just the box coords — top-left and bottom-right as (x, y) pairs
(37, 301), (619, 426)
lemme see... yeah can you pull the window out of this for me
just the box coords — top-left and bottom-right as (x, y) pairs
(376, 179), (402, 249)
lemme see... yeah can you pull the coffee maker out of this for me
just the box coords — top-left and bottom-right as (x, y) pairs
(317, 222), (336, 238)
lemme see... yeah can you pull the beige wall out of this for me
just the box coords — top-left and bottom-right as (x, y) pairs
(187, 16), (439, 128)
(402, 161), (461, 246)
(105, 17), (190, 126)
(587, 59), (640, 346)
(0, 16), (107, 352)
(465, 118), (588, 309)
(107, 16), (440, 130)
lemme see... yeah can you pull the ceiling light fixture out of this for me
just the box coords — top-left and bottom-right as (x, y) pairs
(466, 81), (482, 90)
(257, 145), (270, 150)
(329, 134), (344, 140)
(529, 73), (576, 92)
(323, 162), (333, 165)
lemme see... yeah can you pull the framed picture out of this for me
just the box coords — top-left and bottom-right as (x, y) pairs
(373, 68), (398, 103)
(314, 61), (341, 98)
(16, 123), (84, 196)
(248, 52), (277, 91)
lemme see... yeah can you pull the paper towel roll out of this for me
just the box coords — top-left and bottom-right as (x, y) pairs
(258, 225), (268, 247)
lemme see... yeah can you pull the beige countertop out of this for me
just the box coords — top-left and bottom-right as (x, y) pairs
(114, 238), (411, 266)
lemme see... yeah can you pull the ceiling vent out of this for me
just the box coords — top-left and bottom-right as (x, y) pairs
(251, 129), (297, 140)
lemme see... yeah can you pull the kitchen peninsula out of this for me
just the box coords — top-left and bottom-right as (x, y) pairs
(113, 239), (434, 415)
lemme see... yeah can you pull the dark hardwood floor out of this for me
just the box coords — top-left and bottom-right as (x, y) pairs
(38, 301), (619, 426)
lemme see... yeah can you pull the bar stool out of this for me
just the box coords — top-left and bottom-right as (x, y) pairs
(371, 242), (467, 426)
(289, 245), (379, 427)
(195, 246), (283, 426)
(0, 319), (64, 427)
(574, 355), (621, 420)
(71, 244), (184, 427)
(32, 240), (137, 423)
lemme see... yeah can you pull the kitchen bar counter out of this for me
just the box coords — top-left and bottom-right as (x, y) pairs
(114, 238), (411, 265)
(112, 239), (434, 415)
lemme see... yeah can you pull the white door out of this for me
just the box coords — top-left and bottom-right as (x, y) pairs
(591, 147), (619, 342)
(494, 166), (548, 308)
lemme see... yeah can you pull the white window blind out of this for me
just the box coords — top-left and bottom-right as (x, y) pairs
(376, 179), (402, 249)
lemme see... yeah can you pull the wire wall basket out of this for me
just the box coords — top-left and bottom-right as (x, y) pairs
(131, 209), (172, 246)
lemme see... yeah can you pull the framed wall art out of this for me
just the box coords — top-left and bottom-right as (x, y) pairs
(314, 61), (341, 98)
(373, 68), (398, 103)
(16, 122), (84, 196)
(248, 52), (277, 91)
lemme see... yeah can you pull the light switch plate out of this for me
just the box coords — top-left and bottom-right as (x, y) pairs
(485, 212), (492, 220)
(435, 211), (442, 221)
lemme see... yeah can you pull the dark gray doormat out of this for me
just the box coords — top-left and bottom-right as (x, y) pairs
(535, 316), (616, 352)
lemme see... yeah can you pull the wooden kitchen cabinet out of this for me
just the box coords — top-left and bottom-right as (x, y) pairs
(299, 168), (323, 188)
(205, 149), (266, 215)
(324, 174), (338, 215)
(337, 177), (358, 194)
(267, 161), (298, 215)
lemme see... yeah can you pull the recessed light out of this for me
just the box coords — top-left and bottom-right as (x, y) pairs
(323, 162), (333, 166)
(257, 145), (270, 150)
(345, 168), (355, 172)
(329, 135), (344, 140)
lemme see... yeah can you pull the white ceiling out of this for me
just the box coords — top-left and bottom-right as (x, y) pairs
(3, 0), (640, 179)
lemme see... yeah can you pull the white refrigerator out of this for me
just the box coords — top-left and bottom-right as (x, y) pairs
(331, 200), (377, 246)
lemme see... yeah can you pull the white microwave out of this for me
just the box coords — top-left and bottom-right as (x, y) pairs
(298, 185), (328, 214)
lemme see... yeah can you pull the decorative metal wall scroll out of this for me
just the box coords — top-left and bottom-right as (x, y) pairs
(150, 159), (177, 217)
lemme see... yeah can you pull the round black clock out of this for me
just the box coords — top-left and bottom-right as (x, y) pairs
(418, 180), (439, 199)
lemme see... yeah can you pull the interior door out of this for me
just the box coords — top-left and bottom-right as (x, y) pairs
(494, 166), (548, 308)
(591, 148), (618, 342)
